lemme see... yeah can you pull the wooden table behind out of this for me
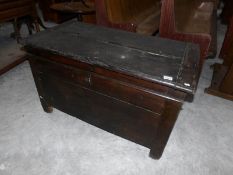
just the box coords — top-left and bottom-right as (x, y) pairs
(0, 0), (39, 75)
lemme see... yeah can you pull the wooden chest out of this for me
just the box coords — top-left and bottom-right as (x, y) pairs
(24, 21), (200, 159)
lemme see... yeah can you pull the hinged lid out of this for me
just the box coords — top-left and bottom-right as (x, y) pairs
(24, 20), (200, 94)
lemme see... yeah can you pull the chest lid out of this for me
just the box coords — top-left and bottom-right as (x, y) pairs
(24, 20), (200, 94)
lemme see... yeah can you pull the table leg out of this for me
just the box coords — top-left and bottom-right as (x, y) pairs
(77, 14), (83, 22)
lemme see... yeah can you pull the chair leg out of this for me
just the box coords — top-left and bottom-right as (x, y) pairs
(37, 17), (47, 29)
(26, 19), (33, 35)
(13, 19), (21, 43)
(34, 18), (40, 32)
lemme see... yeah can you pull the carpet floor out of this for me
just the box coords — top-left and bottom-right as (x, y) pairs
(0, 21), (233, 175)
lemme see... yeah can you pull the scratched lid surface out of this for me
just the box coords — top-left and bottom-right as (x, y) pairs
(24, 20), (200, 94)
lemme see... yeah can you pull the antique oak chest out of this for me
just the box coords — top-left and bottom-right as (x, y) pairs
(24, 21), (200, 159)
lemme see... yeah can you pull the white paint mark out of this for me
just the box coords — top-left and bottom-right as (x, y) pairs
(163, 75), (173, 81)
(184, 83), (191, 87)
(120, 55), (126, 59)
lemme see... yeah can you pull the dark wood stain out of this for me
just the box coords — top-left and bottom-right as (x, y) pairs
(25, 21), (200, 159)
